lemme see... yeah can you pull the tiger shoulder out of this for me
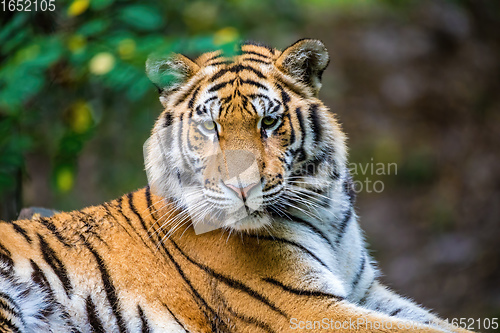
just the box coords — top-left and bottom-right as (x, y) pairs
(0, 39), (472, 332)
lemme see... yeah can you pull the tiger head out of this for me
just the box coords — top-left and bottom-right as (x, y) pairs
(144, 39), (347, 233)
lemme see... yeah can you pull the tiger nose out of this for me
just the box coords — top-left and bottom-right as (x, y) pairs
(226, 183), (258, 200)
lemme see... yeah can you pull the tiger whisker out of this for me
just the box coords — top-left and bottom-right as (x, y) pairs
(284, 192), (323, 219)
(279, 195), (321, 221)
(287, 182), (333, 201)
(141, 196), (172, 216)
(285, 189), (325, 209)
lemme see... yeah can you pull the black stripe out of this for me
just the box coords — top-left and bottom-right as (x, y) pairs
(170, 239), (288, 318)
(0, 298), (20, 317)
(263, 278), (344, 301)
(179, 119), (195, 171)
(242, 57), (271, 64)
(103, 202), (140, 244)
(106, 199), (156, 256)
(208, 79), (235, 93)
(178, 113), (191, 172)
(208, 60), (233, 66)
(64, 314), (81, 333)
(38, 235), (73, 297)
(231, 64), (266, 78)
(204, 53), (222, 63)
(174, 78), (203, 107)
(30, 259), (55, 295)
(186, 125), (200, 152)
(344, 177), (356, 204)
(138, 305), (151, 333)
(276, 83), (290, 105)
(247, 93), (272, 102)
(358, 279), (375, 306)
(209, 68), (231, 82)
(127, 192), (149, 236)
(9, 222), (32, 244)
(286, 113), (295, 146)
(240, 79), (268, 90)
(203, 96), (218, 104)
(30, 260), (48, 287)
(121, 195), (166, 255)
(0, 315), (22, 333)
(351, 255), (366, 289)
(0, 292), (23, 322)
(272, 116), (286, 138)
(78, 211), (108, 246)
(239, 93), (252, 116)
(104, 202), (135, 241)
(156, 240), (229, 331)
(86, 296), (105, 333)
(291, 217), (334, 251)
(245, 234), (331, 272)
(84, 242), (127, 333)
(69, 325), (82, 333)
(187, 86), (201, 111)
(209, 64), (265, 82)
(335, 208), (353, 245)
(274, 75), (308, 98)
(145, 186), (157, 220)
(30, 259), (59, 318)
(145, 186), (152, 209)
(390, 308), (402, 317)
(38, 217), (70, 247)
(162, 302), (188, 332)
(164, 113), (173, 128)
(308, 104), (322, 145)
(220, 298), (276, 333)
(241, 50), (270, 59)
(295, 107), (307, 162)
(275, 83), (293, 148)
(302, 155), (326, 177)
(195, 105), (205, 116)
(0, 242), (14, 269)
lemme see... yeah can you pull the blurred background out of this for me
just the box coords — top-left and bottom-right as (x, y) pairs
(0, 0), (499, 329)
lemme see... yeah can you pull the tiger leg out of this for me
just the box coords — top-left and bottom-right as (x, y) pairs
(358, 280), (470, 332)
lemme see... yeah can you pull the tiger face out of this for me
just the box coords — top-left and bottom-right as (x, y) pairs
(145, 39), (347, 232)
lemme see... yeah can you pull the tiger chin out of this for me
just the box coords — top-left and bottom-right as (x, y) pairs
(0, 39), (472, 333)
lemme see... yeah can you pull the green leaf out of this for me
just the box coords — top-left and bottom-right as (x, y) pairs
(1, 29), (30, 55)
(118, 5), (164, 31)
(0, 13), (29, 44)
(90, 0), (115, 11)
(77, 19), (110, 37)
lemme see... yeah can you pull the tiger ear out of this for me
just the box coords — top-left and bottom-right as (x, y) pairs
(275, 39), (329, 96)
(146, 54), (200, 107)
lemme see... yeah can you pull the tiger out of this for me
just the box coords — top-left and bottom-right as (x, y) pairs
(0, 39), (471, 333)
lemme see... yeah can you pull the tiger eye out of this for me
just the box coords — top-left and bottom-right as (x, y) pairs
(203, 120), (215, 131)
(262, 116), (278, 128)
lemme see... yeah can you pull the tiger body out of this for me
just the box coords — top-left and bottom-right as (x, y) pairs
(0, 40), (469, 332)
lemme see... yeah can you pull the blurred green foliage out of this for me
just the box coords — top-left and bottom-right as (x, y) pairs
(0, 0), (313, 210)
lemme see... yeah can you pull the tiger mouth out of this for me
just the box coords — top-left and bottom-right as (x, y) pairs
(188, 202), (269, 234)
(183, 184), (285, 234)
